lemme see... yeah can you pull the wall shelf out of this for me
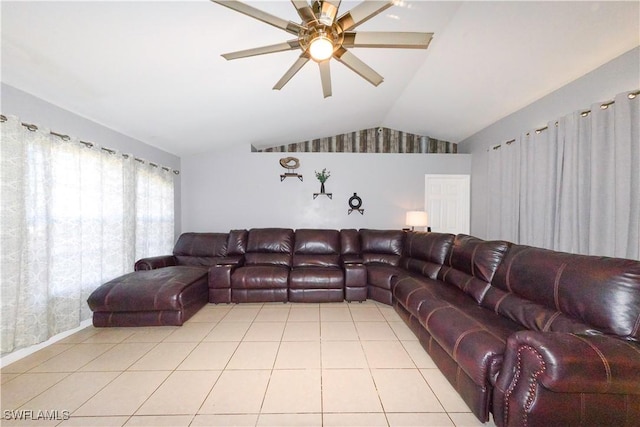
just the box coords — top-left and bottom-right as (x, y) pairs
(313, 192), (332, 199)
(280, 173), (303, 182)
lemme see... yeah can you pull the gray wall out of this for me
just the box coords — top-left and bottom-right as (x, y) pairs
(1, 83), (182, 238)
(458, 46), (640, 238)
(181, 145), (471, 232)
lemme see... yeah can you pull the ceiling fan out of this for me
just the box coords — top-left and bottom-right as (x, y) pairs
(211, 0), (433, 98)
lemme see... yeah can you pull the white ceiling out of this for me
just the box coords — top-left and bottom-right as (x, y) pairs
(2, 1), (639, 156)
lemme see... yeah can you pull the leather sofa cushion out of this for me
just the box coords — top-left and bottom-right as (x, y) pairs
(362, 253), (402, 266)
(227, 229), (248, 256)
(361, 229), (404, 258)
(172, 232), (246, 267)
(247, 228), (294, 253)
(489, 244), (640, 340)
(416, 292), (522, 386)
(174, 232), (228, 257)
(395, 274), (500, 322)
(293, 229), (341, 267)
(394, 276), (471, 319)
(231, 265), (289, 289)
(244, 253), (292, 267)
(294, 254), (341, 268)
(294, 229), (340, 254)
(437, 234), (509, 303)
(367, 264), (402, 290)
(340, 229), (361, 255)
(289, 267), (343, 289)
(481, 288), (598, 336)
(400, 232), (455, 279)
(88, 266), (207, 312)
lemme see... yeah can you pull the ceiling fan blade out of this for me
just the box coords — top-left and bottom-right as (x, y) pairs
(319, 0), (341, 26)
(273, 54), (310, 90)
(210, 0), (303, 35)
(333, 47), (383, 86)
(291, 0), (317, 24)
(319, 60), (332, 98)
(337, 1), (393, 32)
(342, 32), (433, 49)
(222, 40), (301, 60)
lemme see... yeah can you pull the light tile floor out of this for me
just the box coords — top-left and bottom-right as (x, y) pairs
(0, 301), (498, 427)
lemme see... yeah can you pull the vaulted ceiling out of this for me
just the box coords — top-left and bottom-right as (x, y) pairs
(2, 1), (638, 156)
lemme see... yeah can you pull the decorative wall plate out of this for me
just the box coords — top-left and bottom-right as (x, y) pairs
(348, 192), (364, 214)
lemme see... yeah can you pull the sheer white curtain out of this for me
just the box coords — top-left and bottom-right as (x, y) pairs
(1, 116), (175, 353)
(134, 162), (175, 261)
(485, 90), (639, 259)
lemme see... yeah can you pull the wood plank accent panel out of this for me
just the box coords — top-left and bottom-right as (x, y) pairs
(256, 127), (457, 154)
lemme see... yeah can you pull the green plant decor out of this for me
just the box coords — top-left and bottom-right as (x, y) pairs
(315, 168), (331, 194)
(315, 168), (331, 183)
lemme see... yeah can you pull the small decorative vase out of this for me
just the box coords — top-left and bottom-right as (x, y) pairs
(320, 182), (326, 193)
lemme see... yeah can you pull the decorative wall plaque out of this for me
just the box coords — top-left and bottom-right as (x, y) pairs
(279, 157), (302, 181)
(348, 193), (364, 215)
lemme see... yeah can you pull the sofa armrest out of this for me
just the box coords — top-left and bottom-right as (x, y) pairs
(208, 264), (238, 304)
(344, 264), (366, 287)
(494, 330), (640, 426)
(134, 255), (177, 271)
(208, 265), (236, 289)
(499, 331), (640, 394)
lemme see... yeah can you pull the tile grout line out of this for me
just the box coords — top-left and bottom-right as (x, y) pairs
(193, 303), (261, 421)
(3, 301), (485, 427)
(256, 304), (288, 425)
(362, 303), (392, 427)
(129, 321), (214, 421)
(18, 333), (134, 419)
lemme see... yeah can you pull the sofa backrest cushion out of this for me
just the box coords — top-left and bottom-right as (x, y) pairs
(340, 229), (360, 255)
(360, 229), (405, 266)
(227, 229), (248, 256)
(437, 234), (509, 303)
(488, 244), (640, 340)
(173, 232), (229, 266)
(400, 232), (455, 279)
(244, 228), (294, 267)
(293, 229), (341, 268)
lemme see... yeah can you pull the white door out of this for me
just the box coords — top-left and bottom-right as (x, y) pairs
(424, 174), (470, 234)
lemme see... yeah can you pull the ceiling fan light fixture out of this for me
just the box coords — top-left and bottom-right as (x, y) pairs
(309, 35), (334, 62)
(212, 0), (433, 96)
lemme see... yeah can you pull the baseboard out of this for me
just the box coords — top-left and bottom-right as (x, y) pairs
(0, 319), (93, 368)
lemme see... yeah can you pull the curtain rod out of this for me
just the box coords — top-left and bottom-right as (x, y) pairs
(490, 90), (639, 151)
(0, 114), (180, 175)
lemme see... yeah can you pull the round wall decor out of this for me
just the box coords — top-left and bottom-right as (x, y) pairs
(279, 157), (300, 169)
(348, 193), (362, 209)
(279, 157), (302, 181)
(348, 193), (364, 215)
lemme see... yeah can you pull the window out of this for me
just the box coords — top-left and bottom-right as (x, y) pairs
(1, 116), (175, 353)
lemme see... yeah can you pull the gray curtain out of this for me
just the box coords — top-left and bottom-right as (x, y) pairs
(486, 90), (639, 259)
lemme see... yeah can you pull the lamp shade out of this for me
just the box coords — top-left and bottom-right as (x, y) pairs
(406, 210), (428, 227)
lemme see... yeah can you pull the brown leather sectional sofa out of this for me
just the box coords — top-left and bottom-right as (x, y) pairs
(87, 228), (640, 426)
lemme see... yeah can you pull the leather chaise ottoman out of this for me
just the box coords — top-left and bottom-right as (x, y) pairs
(87, 266), (209, 327)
